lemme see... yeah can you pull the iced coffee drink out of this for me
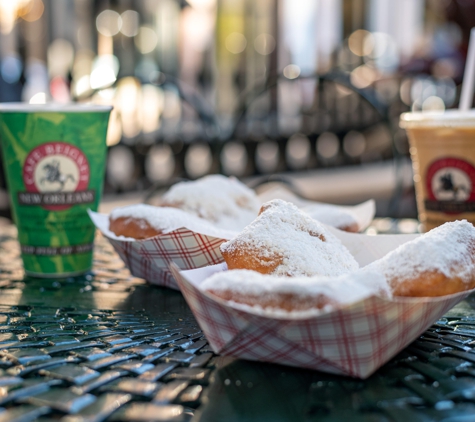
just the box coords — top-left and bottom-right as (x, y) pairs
(400, 110), (475, 231)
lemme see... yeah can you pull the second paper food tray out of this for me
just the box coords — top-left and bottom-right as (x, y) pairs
(169, 229), (473, 378)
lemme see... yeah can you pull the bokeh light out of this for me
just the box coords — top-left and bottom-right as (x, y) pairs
(317, 132), (339, 159)
(90, 55), (119, 90)
(0, 0), (32, 33)
(96, 9), (122, 37)
(254, 33), (275, 56)
(74, 75), (91, 98)
(256, 141), (279, 173)
(399, 78), (413, 106)
(182, 6), (215, 53)
(1, 55), (22, 83)
(116, 77), (141, 139)
(29, 92), (46, 104)
(141, 84), (164, 134)
(348, 29), (371, 57)
(104, 106), (122, 147)
(146, 144), (175, 182)
(365, 32), (399, 72)
(22, 61), (49, 103)
(225, 32), (247, 54)
(221, 142), (247, 176)
(47, 39), (74, 78)
(185, 143), (212, 178)
(49, 76), (70, 103)
(120, 10), (139, 37)
(350, 65), (377, 89)
(283, 64), (301, 79)
(286, 133), (310, 169)
(362, 32), (376, 56)
(107, 146), (135, 189)
(422, 96), (445, 112)
(162, 89), (181, 120)
(135, 26), (158, 54)
(343, 131), (366, 158)
(19, 0), (43, 22)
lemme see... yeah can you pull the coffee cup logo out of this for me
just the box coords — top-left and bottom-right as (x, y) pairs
(37, 158), (78, 192)
(425, 157), (475, 213)
(20, 142), (95, 211)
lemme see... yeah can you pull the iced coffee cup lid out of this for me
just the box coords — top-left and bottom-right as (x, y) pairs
(400, 109), (475, 128)
(0, 103), (112, 113)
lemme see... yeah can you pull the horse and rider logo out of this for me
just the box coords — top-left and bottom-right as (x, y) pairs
(41, 160), (76, 191)
(22, 141), (90, 211)
(435, 172), (469, 201)
(426, 157), (475, 212)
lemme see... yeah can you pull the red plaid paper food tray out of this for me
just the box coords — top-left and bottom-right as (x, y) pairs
(88, 211), (236, 290)
(170, 229), (473, 379)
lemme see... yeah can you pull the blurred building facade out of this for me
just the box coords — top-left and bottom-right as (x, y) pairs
(0, 0), (473, 215)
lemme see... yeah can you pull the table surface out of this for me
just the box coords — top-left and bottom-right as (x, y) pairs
(2, 217), (475, 422)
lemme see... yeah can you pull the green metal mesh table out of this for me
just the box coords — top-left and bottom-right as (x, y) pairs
(1, 216), (475, 421)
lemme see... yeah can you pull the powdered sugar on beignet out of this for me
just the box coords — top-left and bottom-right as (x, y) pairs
(363, 220), (475, 297)
(109, 204), (237, 239)
(161, 175), (260, 231)
(201, 269), (384, 316)
(220, 199), (359, 277)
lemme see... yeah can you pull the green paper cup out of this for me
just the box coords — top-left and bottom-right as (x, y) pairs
(0, 103), (112, 277)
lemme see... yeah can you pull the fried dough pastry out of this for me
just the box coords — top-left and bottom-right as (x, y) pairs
(160, 175), (260, 231)
(364, 220), (475, 297)
(220, 199), (359, 277)
(108, 203), (221, 240)
(109, 215), (161, 239)
(201, 269), (384, 314)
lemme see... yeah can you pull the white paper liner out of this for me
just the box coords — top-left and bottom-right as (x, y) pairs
(257, 186), (375, 232)
(89, 210), (238, 289)
(170, 230), (473, 378)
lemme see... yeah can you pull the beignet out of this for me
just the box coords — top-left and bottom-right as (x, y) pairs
(108, 204), (228, 239)
(220, 199), (359, 277)
(201, 269), (384, 314)
(161, 175), (260, 231)
(364, 220), (475, 297)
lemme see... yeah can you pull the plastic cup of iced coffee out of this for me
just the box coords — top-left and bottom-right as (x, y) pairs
(0, 103), (112, 277)
(400, 110), (475, 232)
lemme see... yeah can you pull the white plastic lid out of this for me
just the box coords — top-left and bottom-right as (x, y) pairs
(400, 109), (475, 128)
(0, 103), (112, 113)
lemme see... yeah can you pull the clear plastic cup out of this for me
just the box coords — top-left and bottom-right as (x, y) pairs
(400, 110), (475, 231)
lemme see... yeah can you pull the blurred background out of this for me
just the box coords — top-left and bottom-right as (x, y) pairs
(0, 0), (474, 219)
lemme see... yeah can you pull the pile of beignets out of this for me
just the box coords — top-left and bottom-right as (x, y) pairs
(204, 199), (475, 315)
(108, 175), (364, 238)
(109, 175), (261, 237)
(106, 175), (475, 315)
